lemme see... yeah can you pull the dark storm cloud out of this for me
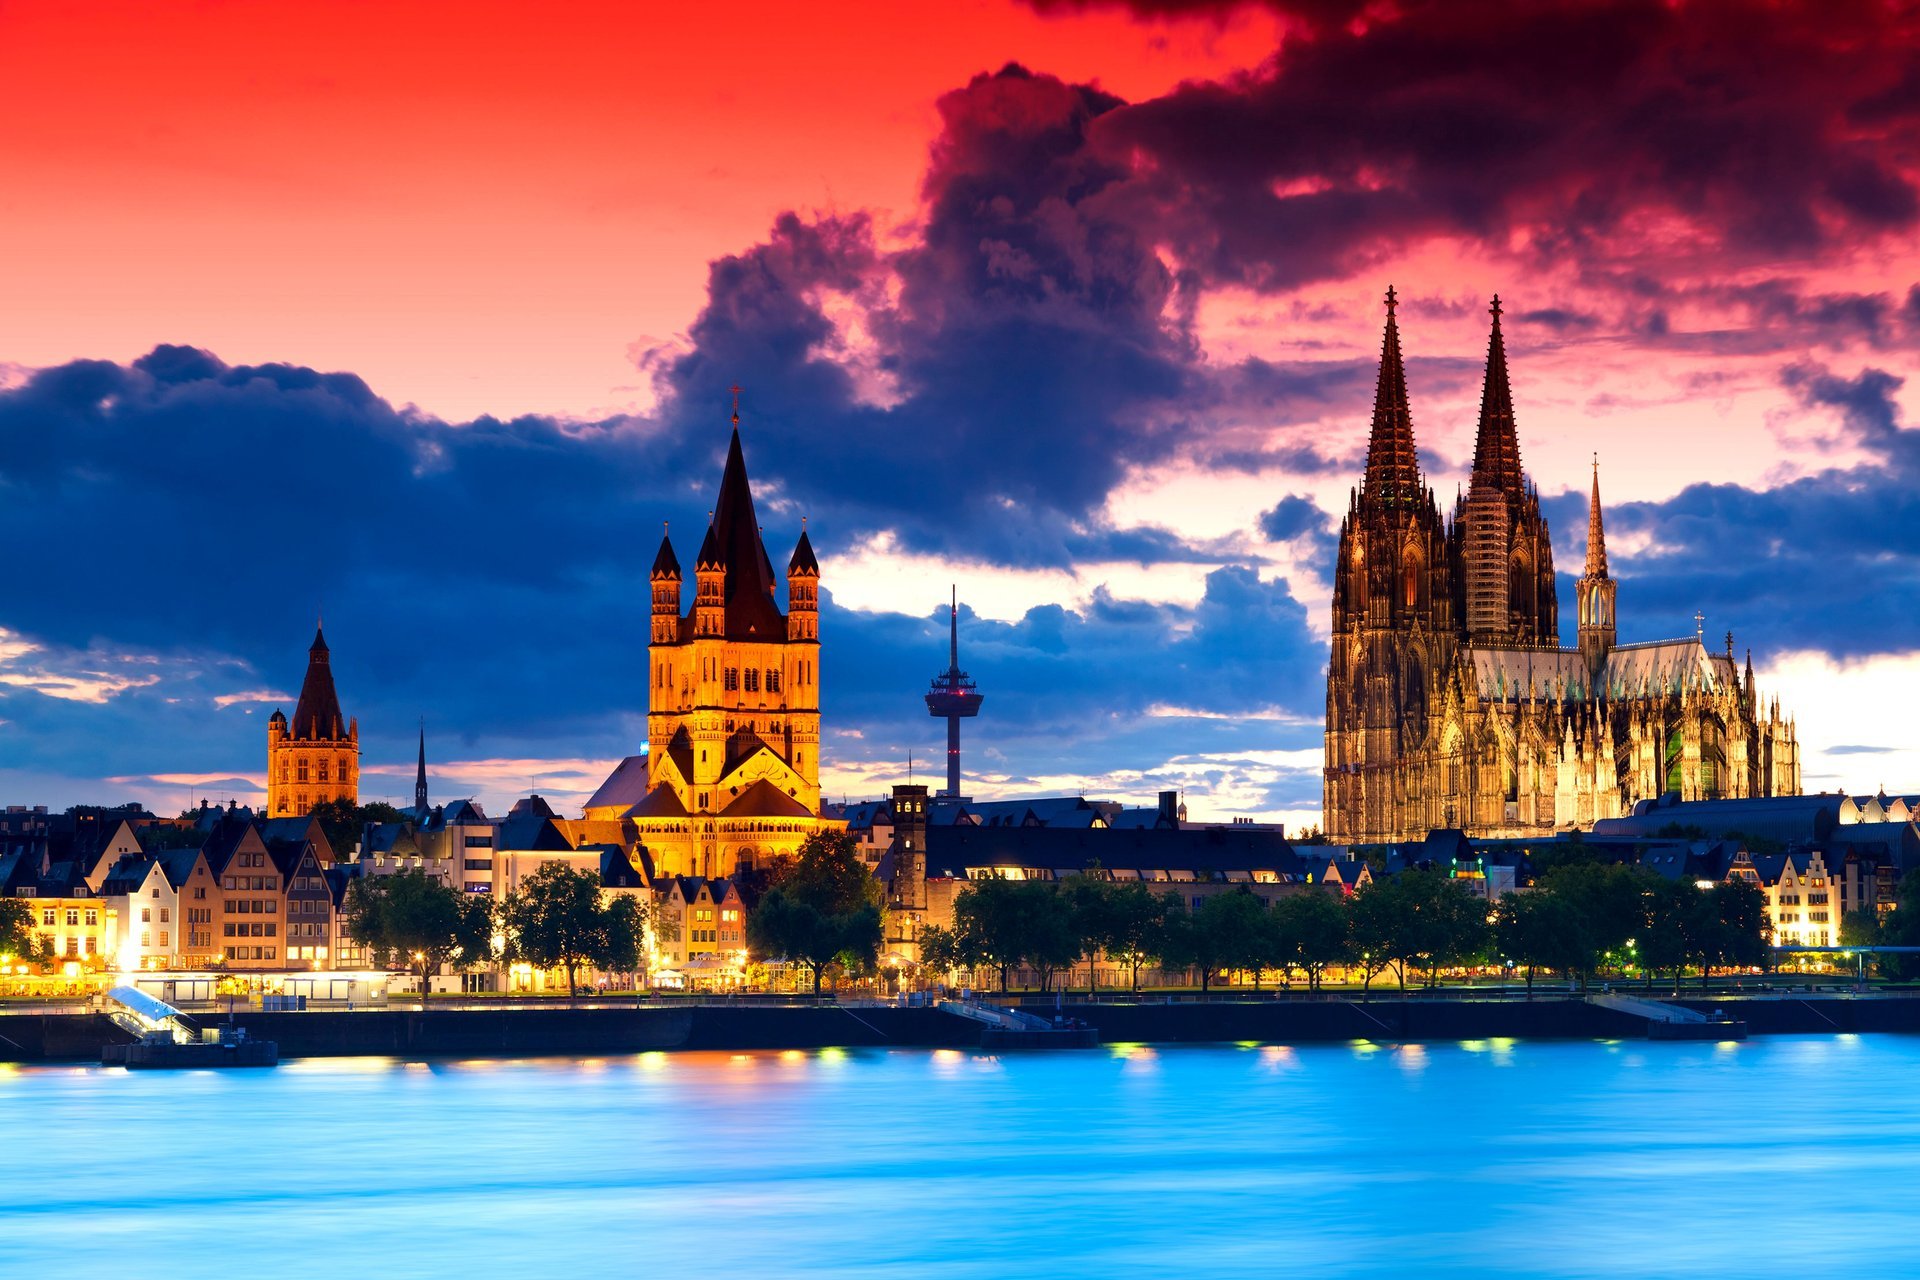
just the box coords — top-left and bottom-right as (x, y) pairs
(830, 567), (1325, 758)
(1042, 0), (1920, 292)
(1587, 363), (1920, 658)
(0, 336), (1327, 798)
(644, 66), (1234, 570)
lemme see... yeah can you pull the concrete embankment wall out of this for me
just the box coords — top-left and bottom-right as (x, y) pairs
(7, 996), (1920, 1062)
(1060, 998), (1650, 1043)
(0, 1004), (973, 1062)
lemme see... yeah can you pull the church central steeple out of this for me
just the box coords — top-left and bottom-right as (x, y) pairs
(267, 623), (359, 817)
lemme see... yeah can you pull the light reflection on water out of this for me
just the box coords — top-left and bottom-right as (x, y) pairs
(0, 1035), (1912, 1279)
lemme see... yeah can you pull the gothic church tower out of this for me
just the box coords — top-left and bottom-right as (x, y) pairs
(1454, 298), (1557, 647)
(266, 626), (359, 816)
(1325, 289), (1456, 841)
(635, 402), (825, 878)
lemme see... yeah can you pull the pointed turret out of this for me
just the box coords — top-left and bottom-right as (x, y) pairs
(1585, 457), (1609, 578)
(652, 524), (684, 644)
(652, 527), (682, 581)
(291, 625), (347, 740)
(787, 522), (818, 642)
(788, 527), (819, 577)
(414, 720), (429, 818)
(1362, 286), (1422, 505)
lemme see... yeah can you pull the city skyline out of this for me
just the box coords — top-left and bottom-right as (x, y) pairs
(4, 0), (1919, 825)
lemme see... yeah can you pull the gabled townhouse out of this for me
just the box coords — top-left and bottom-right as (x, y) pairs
(205, 817), (286, 970)
(99, 856), (177, 970)
(265, 828), (337, 969)
(24, 860), (116, 970)
(160, 846), (222, 969)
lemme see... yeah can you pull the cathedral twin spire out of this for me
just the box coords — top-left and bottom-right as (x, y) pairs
(1467, 297), (1525, 496)
(1361, 286), (1424, 505)
(1355, 288), (1560, 645)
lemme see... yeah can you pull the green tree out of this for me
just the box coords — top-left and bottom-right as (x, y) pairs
(1346, 877), (1407, 997)
(781, 829), (881, 916)
(1062, 868), (1116, 994)
(1495, 889), (1588, 996)
(1710, 879), (1770, 978)
(745, 829), (884, 993)
(918, 924), (961, 979)
(502, 862), (648, 995)
(1161, 891), (1268, 993)
(1535, 862), (1650, 988)
(1878, 871), (1920, 980)
(1247, 902), (1295, 991)
(1015, 881), (1083, 994)
(950, 877), (1027, 991)
(1637, 877), (1697, 991)
(0, 898), (46, 966)
(1273, 889), (1349, 991)
(746, 888), (882, 993)
(343, 869), (493, 1000)
(1348, 871), (1482, 993)
(1103, 882), (1176, 991)
(1840, 909), (1881, 949)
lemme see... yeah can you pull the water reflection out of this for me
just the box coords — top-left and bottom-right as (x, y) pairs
(2, 1036), (1916, 1279)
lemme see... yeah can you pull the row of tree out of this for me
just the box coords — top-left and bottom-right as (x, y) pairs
(343, 862), (646, 995)
(912, 862), (1772, 996)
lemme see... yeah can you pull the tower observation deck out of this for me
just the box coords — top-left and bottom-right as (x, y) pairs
(925, 586), (984, 799)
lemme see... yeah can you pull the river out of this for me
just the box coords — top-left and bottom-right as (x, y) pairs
(0, 1035), (1912, 1278)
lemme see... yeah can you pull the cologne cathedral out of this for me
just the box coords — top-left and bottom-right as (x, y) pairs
(1323, 291), (1801, 845)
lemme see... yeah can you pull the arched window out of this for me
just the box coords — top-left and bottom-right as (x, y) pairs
(1402, 555), (1420, 609)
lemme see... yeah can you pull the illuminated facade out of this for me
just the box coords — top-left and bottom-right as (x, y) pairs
(587, 408), (835, 879)
(267, 627), (359, 817)
(1324, 292), (1801, 845)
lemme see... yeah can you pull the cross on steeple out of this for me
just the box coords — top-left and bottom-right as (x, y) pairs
(729, 383), (743, 424)
(1694, 610), (1705, 641)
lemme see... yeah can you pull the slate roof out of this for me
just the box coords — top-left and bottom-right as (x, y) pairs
(496, 813), (572, 852)
(99, 856), (160, 897)
(289, 625), (349, 740)
(440, 799), (491, 825)
(585, 755), (653, 812)
(837, 800), (894, 832)
(1594, 794), (1851, 844)
(598, 848), (648, 890)
(627, 784), (691, 820)
(719, 779), (813, 820)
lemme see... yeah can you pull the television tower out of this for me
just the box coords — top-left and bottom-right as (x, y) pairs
(924, 586), (984, 799)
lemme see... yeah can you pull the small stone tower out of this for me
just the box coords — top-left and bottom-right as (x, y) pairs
(886, 783), (930, 962)
(1576, 458), (1617, 678)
